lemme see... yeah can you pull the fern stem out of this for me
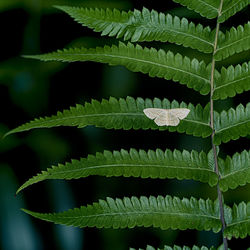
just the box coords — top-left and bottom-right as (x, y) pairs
(210, 0), (228, 249)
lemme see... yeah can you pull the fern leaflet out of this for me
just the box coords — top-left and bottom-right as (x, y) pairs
(213, 61), (250, 100)
(224, 202), (250, 239)
(17, 148), (218, 194)
(172, 0), (219, 20)
(218, 0), (250, 23)
(24, 42), (212, 95)
(130, 245), (216, 250)
(8, 0), (250, 247)
(22, 195), (221, 232)
(55, 6), (214, 53)
(5, 97), (212, 138)
(215, 22), (250, 61)
(219, 150), (250, 191)
(173, 0), (250, 23)
(214, 103), (250, 145)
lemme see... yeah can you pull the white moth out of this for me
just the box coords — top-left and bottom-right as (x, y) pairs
(143, 108), (190, 126)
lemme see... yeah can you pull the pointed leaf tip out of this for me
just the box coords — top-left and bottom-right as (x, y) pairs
(20, 196), (222, 232)
(5, 97), (212, 138)
(16, 148), (218, 193)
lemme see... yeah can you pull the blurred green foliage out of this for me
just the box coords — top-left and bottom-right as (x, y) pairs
(0, 0), (132, 12)
(0, 0), (249, 249)
(0, 165), (41, 249)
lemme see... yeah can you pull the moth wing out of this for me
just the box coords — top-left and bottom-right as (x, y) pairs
(143, 108), (189, 127)
(143, 108), (165, 120)
(154, 111), (169, 126)
(166, 111), (180, 126)
(169, 108), (190, 120)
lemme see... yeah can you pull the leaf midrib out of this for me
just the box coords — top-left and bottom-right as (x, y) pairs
(71, 9), (214, 46)
(44, 163), (214, 176)
(221, 0), (246, 17)
(227, 218), (250, 227)
(53, 52), (211, 84)
(214, 75), (250, 91)
(215, 119), (250, 133)
(48, 210), (219, 221)
(17, 113), (210, 128)
(131, 23), (214, 46)
(221, 165), (250, 179)
(216, 33), (250, 52)
(195, 0), (218, 11)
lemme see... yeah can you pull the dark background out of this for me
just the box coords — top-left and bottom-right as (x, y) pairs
(0, 0), (249, 249)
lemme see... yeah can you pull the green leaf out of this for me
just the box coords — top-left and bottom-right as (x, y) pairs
(219, 150), (250, 191)
(55, 6), (214, 53)
(172, 0), (250, 23)
(172, 0), (219, 20)
(224, 202), (250, 239)
(130, 245), (216, 250)
(17, 148), (218, 194)
(207, 146), (219, 170)
(215, 22), (250, 61)
(24, 42), (212, 95)
(213, 61), (250, 100)
(22, 195), (222, 232)
(5, 97), (212, 138)
(218, 0), (250, 23)
(214, 103), (250, 145)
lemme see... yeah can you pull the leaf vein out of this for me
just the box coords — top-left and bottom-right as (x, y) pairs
(48, 164), (213, 175)
(217, 34), (250, 52)
(56, 211), (219, 220)
(215, 75), (250, 90)
(216, 119), (250, 133)
(62, 53), (210, 83)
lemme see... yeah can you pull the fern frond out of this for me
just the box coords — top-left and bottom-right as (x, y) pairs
(215, 22), (250, 61)
(213, 61), (250, 100)
(219, 150), (250, 191)
(24, 42), (212, 95)
(55, 6), (214, 53)
(5, 97), (212, 138)
(22, 195), (221, 232)
(224, 202), (250, 239)
(130, 245), (215, 250)
(17, 148), (218, 194)
(218, 0), (250, 23)
(214, 103), (250, 145)
(172, 0), (219, 20)
(173, 0), (250, 23)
